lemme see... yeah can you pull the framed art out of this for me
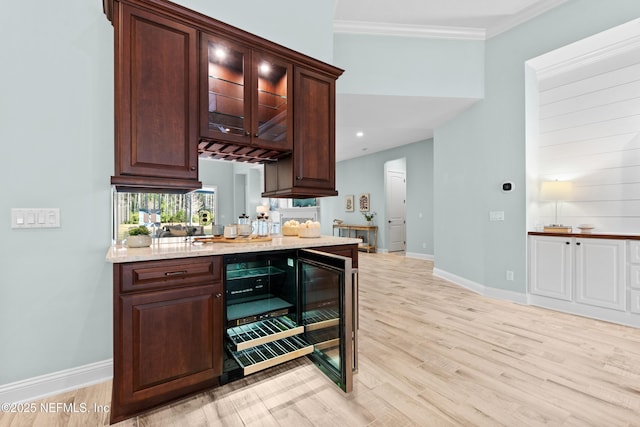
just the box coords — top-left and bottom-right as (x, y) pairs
(358, 193), (370, 212)
(344, 195), (354, 212)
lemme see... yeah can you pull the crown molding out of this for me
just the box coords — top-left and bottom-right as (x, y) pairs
(334, 0), (569, 41)
(486, 0), (569, 38)
(333, 20), (485, 41)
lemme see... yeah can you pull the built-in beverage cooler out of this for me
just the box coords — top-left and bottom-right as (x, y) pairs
(221, 249), (354, 392)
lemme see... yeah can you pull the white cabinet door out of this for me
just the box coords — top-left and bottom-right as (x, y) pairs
(574, 238), (626, 311)
(529, 236), (572, 300)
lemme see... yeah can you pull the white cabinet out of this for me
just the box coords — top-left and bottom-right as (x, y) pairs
(574, 238), (626, 311)
(628, 241), (640, 314)
(529, 236), (626, 311)
(529, 236), (573, 300)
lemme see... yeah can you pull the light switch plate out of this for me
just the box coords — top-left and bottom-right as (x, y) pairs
(12, 208), (60, 229)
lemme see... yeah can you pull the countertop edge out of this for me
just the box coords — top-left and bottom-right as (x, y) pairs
(528, 231), (640, 240)
(106, 235), (362, 263)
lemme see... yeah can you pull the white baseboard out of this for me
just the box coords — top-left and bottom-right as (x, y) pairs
(0, 359), (113, 404)
(433, 268), (528, 304)
(406, 252), (434, 261)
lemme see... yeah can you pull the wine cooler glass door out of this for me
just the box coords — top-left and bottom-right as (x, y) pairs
(298, 249), (353, 392)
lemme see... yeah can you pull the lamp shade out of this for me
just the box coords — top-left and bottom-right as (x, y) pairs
(540, 180), (573, 201)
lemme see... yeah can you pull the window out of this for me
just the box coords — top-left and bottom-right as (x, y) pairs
(113, 187), (218, 243)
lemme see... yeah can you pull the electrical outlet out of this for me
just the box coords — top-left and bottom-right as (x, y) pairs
(489, 211), (505, 221)
(506, 270), (514, 281)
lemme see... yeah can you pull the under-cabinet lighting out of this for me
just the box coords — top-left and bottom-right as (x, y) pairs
(356, 131), (364, 137)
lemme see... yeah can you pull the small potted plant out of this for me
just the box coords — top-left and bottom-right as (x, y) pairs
(126, 225), (152, 248)
(362, 211), (376, 225)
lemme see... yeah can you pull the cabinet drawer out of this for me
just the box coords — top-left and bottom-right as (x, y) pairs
(630, 241), (640, 264)
(117, 256), (222, 293)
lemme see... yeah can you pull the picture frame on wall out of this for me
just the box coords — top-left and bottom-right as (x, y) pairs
(358, 193), (370, 212)
(344, 195), (354, 212)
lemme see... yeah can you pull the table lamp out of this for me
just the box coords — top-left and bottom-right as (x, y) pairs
(540, 180), (573, 233)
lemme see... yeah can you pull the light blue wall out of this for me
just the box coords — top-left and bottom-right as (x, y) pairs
(0, 0), (114, 384)
(333, 33), (484, 98)
(175, 0), (334, 62)
(0, 0), (334, 385)
(322, 140), (433, 255)
(433, 0), (640, 292)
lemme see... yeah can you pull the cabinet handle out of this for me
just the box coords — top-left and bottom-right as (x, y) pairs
(165, 270), (187, 276)
(245, 131), (250, 136)
(296, 176), (302, 180)
(215, 293), (222, 299)
(565, 241), (570, 245)
(190, 166), (196, 171)
(576, 242), (581, 246)
(254, 132), (259, 137)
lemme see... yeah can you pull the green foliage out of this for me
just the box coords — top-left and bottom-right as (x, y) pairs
(128, 212), (139, 224)
(362, 211), (377, 222)
(128, 225), (150, 236)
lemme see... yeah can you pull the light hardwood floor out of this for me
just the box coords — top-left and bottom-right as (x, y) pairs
(2, 253), (639, 426)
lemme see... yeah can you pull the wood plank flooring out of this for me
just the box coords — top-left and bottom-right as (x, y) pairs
(2, 253), (639, 426)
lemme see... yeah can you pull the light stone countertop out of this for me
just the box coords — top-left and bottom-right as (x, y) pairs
(106, 235), (362, 263)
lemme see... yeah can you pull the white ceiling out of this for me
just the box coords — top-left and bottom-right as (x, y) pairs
(333, 0), (568, 161)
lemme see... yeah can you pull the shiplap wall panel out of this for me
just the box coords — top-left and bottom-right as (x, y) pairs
(540, 97), (640, 131)
(540, 147), (640, 174)
(539, 134), (639, 159)
(539, 63), (640, 104)
(536, 50), (640, 233)
(539, 116), (640, 146)
(539, 79), (640, 119)
(538, 54), (640, 92)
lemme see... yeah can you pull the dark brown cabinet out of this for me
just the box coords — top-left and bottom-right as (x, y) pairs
(111, 256), (223, 423)
(109, 1), (201, 192)
(200, 33), (293, 161)
(263, 66), (339, 198)
(104, 0), (342, 195)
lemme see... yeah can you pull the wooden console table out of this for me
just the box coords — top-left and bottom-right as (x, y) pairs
(333, 224), (378, 253)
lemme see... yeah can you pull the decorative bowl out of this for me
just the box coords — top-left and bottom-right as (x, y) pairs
(126, 235), (152, 248)
(578, 224), (595, 233)
(298, 227), (321, 238)
(282, 226), (299, 236)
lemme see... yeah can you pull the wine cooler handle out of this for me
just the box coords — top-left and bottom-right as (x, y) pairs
(352, 269), (359, 373)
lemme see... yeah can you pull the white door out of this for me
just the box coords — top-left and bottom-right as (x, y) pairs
(385, 170), (406, 252)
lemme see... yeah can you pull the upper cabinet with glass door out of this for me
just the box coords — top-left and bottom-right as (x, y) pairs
(201, 33), (293, 159)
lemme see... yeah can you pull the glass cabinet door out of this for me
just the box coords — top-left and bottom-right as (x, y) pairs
(252, 52), (292, 150)
(203, 35), (251, 144)
(298, 249), (353, 392)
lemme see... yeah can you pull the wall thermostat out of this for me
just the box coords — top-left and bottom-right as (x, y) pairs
(502, 181), (514, 192)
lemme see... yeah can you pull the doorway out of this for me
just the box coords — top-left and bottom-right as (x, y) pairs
(385, 160), (406, 252)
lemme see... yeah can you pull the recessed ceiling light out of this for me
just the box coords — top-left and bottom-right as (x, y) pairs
(356, 131), (364, 137)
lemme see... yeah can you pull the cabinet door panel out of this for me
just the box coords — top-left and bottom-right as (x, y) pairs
(529, 236), (572, 300)
(201, 33), (251, 145)
(252, 51), (292, 151)
(293, 67), (337, 193)
(116, 4), (198, 181)
(575, 239), (626, 311)
(112, 284), (223, 421)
